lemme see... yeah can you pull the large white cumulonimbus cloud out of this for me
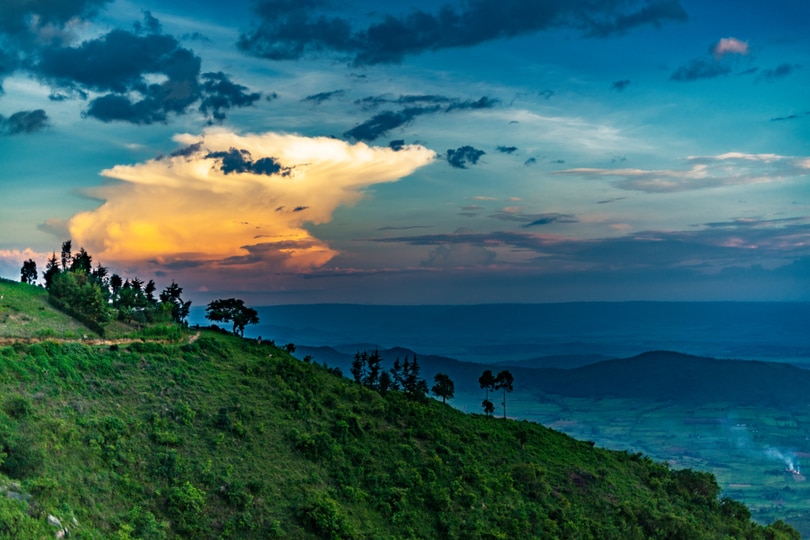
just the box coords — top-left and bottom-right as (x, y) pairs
(68, 128), (435, 271)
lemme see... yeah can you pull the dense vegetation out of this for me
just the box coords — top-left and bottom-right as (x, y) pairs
(0, 280), (800, 538)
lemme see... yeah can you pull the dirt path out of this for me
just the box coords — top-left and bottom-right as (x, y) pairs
(0, 332), (201, 347)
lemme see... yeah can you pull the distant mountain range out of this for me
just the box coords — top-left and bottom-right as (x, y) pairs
(192, 302), (810, 365)
(298, 345), (810, 408)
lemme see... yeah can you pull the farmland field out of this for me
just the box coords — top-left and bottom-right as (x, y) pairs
(508, 394), (810, 535)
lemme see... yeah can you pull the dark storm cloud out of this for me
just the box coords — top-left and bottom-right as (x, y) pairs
(447, 145), (485, 169)
(239, 0), (688, 65)
(7, 13), (260, 125)
(199, 71), (262, 122)
(497, 146), (518, 154)
(0, 109), (49, 135)
(303, 90), (345, 104)
(759, 63), (801, 81)
(611, 79), (631, 91)
(670, 59), (731, 81)
(206, 148), (292, 176)
(388, 139), (405, 151)
(37, 28), (202, 123)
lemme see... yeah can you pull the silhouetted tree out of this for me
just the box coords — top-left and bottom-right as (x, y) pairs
(60, 240), (72, 271)
(43, 253), (60, 289)
(205, 298), (258, 336)
(494, 370), (514, 419)
(20, 259), (37, 284)
(402, 356), (428, 399)
(479, 370), (495, 402)
(70, 247), (92, 273)
(364, 349), (383, 389)
(482, 399), (495, 417)
(351, 351), (368, 384)
(431, 373), (455, 404)
(161, 281), (192, 324)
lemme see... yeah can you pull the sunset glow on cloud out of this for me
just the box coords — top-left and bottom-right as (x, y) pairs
(67, 129), (435, 272)
(712, 37), (750, 58)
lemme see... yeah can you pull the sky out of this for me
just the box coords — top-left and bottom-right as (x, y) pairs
(0, 0), (808, 304)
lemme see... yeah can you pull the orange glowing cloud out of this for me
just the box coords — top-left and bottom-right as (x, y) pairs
(68, 129), (435, 272)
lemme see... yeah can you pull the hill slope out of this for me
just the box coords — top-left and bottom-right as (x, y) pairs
(0, 338), (797, 538)
(0, 278), (98, 339)
(0, 281), (798, 539)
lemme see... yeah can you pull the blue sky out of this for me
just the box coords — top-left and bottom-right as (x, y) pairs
(0, 0), (808, 304)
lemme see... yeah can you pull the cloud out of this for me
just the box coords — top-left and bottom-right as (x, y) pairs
(36, 27), (201, 124)
(611, 79), (631, 91)
(0, 248), (49, 281)
(205, 148), (292, 176)
(422, 243), (497, 268)
(369, 218), (810, 275)
(759, 63), (801, 82)
(712, 37), (749, 59)
(344, 106), (440, 142)
(63, 128), (435, 274)
(0, 0), (110, 39)
(199, 72), (262, 123)
(345, 95), (499, 142)
(497, 146), (518, 154)
(670, 58), (731, 81)
(556, 152), (810, 193)
(303, 90), (345, 104)
(524, 157), (538, 166)
(447, 145), (485, 169)
(490, 209), (577, 227)
(12, 13), (258, 125)
(238, 0), (688, 65)
(0, 109), (49, 135)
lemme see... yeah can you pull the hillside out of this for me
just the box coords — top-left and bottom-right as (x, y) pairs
(0, 278), (99, 339)
(0, 281), (799, 538)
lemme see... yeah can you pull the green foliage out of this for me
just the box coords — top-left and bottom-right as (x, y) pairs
(205, 298), (259, 337)
(0, 326), (796, 539)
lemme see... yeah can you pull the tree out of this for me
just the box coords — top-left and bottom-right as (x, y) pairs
(479, 370), (496, 401)
(60, 240), (72, 271)
(43, 253), (60, 289)
(401, 356), (428, 399)
(205, 298), (259, 337)
(494, 370), (514, 419)
(351, 351), (367, 384)
(431, 373), (455, 404)
(482, 399), (495, 417)
(20, 259), (37, 284)
(160, 281), (192, 324)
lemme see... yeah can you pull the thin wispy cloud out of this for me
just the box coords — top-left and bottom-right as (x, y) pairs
(556, 152), (810, 193)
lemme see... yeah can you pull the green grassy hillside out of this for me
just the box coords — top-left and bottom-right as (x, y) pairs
(0, 278), (98, 339)
(0, 281), (799, 539)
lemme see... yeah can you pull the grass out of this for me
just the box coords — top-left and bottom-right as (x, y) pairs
(0, 279), (96, 339)
(0, 332), (798, 538)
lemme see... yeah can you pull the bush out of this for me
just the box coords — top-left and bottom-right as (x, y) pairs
(167, 482), (206, 535)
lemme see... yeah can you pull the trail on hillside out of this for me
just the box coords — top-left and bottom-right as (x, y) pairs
(0, 332), (202, 347)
